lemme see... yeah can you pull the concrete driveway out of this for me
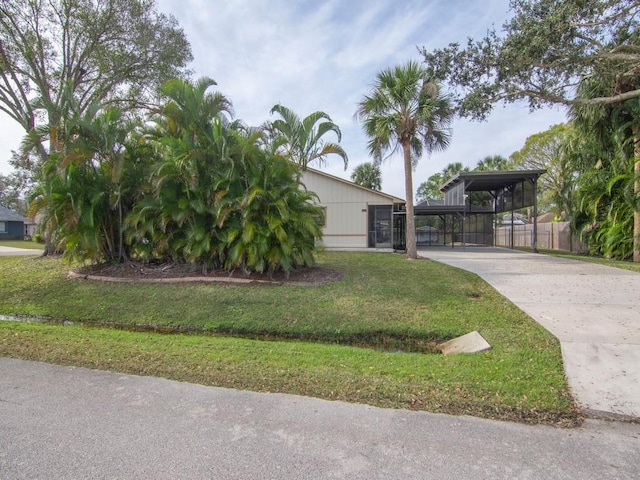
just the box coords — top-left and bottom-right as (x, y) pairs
(419, 247), (640, 419)
(0, 245), (43, 256)
(1, 358), (639, 480)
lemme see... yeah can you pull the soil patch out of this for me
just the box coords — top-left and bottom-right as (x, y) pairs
(73, 261), (343, 286)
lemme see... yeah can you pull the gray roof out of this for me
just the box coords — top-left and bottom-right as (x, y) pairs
(440, 170), (547, 193)
(0, 205), (27, 222)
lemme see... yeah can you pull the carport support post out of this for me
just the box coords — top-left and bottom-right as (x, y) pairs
(532, 178), (539, 253)
(509, 185), (515, 249)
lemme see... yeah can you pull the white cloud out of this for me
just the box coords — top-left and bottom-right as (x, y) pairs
(0, 0), (568, 201)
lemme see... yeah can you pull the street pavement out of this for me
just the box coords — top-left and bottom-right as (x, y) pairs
(0, 245), (43, 256)
(1, 358), (639, 480)
(419, 246), (640, 420)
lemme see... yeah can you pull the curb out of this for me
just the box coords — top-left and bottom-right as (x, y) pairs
(66, 270), (314, 286)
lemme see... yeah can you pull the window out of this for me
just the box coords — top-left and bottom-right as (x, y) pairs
(0, 221), (7, 233)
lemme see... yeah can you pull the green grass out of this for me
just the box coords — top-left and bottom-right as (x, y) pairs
(0, 239), (45, 250)
(0, 252), (578, 425)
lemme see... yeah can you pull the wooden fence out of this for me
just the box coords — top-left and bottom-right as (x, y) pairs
(494, 222), (586, 252)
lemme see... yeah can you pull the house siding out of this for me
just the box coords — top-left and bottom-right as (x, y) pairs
(300, 169), (403, 249)
(0, 221), (26, 239)
(0, 206), (27, 240)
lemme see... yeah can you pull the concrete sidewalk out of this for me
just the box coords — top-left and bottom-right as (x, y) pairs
(1, 358), (639, 480)
(419, 247), (640, 419)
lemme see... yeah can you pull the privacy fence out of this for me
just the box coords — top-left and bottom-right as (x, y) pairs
(494, 222), (586, 253)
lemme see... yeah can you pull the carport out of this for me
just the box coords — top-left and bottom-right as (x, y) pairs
(414, 170), (546, 250)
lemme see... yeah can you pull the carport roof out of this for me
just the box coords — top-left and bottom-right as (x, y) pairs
(413, 200), (492, 216)
(440, 170), (547, 193)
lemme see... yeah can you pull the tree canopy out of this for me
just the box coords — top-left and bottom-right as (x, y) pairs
(510, 124), (575, 218)
(26, 77), (325, 272)
(0, 0), (192, 151)
(415, 162), (469, 203)
(421, 0), (640, 119)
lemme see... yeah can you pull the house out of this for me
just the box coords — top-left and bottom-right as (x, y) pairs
(300, 168), (405, 249)
(0, 205), (27, 240)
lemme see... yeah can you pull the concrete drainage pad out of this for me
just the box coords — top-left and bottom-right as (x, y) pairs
(438, 331), (491, 355)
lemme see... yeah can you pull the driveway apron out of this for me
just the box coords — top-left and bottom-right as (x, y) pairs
(419, 247), (640, 419)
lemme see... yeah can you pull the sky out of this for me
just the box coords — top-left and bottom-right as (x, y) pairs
(0, 0), (567, 200)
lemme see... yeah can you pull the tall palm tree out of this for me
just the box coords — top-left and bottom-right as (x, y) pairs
(355, 61), (453, 259)
(269, 104), (348, 170)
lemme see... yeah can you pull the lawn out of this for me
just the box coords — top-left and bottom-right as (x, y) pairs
(0, 239), (45, 250)
(0, 252), (578, 425)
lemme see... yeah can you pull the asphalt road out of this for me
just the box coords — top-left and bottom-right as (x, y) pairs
(1, 358), (639, 480)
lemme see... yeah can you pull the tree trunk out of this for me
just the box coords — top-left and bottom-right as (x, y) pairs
(41, 120), (63, 257)
(402, 141), (417, 259)
(634, 137), (640, 263)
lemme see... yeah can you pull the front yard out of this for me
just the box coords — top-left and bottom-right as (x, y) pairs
(0, 251), (578, 425)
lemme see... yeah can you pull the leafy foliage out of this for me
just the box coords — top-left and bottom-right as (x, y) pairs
(510, 124), (576, 218)
(23, 77), (325, 273)
(0, 0), (192, 149)
(28, 106), (147, 263)
(415, 162), (468, 203)
(421, 0), (640, 118)
(126, 78), (324, 274)
(567, 77), (639, 260)
(269, 104), (348, 170)
(475, 155), (509, 172)
(0, 172), (24, 212)
(350, 162), (382, 190)
(422, 0), (640, 261)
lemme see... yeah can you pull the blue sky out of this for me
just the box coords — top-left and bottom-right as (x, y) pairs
(0, 0), (566, 199)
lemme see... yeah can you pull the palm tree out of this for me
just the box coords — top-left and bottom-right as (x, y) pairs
(128, 77), (235, 267)
(441, 162), (469, 181)
(475, 155), (509, 172)
(351, 162), (382, 190)
(269, 104), (348, 170)
(27, 105), (140, 263)
(355, 61), (453, 259)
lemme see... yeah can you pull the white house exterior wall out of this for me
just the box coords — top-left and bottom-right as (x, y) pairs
(300, 169), (402, 249)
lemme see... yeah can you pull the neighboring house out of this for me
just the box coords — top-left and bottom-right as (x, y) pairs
(300, 168), (405, 249)
(24, 213), (43, 238)
(0, 205), (27, 239)
(24, 219), (38, 238)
